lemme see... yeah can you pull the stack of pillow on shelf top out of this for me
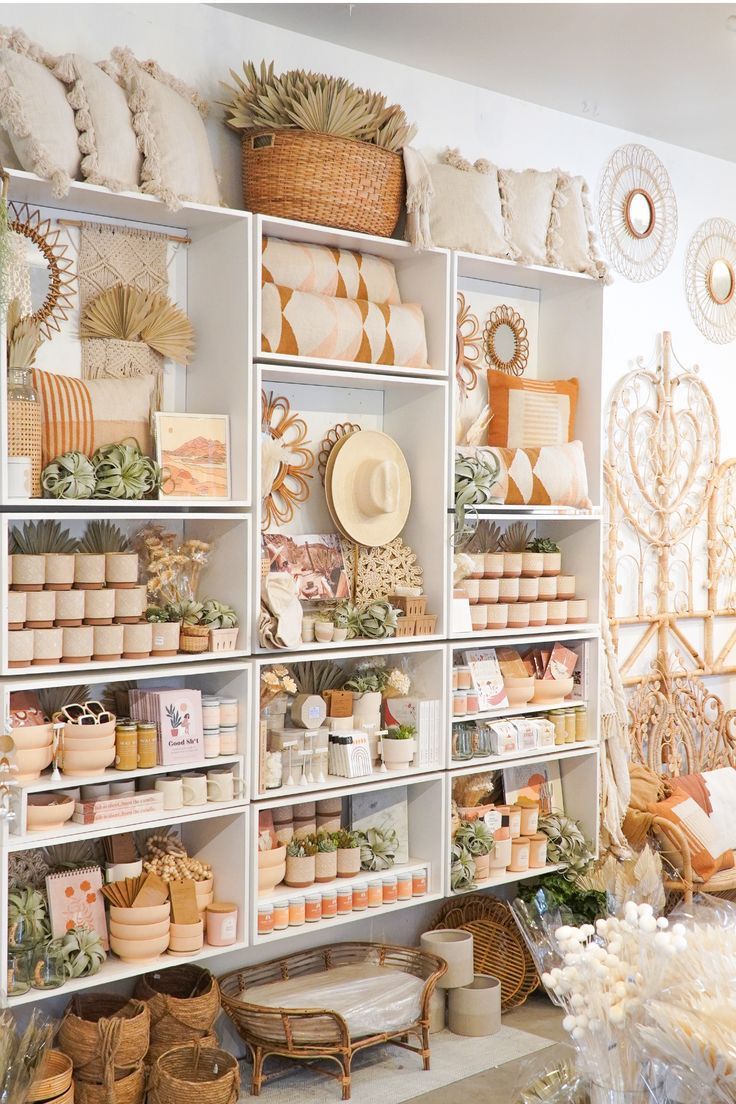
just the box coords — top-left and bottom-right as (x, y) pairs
(260, 236), (429, 369)
(0, 27), (220, 208)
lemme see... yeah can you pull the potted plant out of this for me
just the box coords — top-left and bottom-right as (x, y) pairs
(313, 609), (335, 644)
(356, 826), (398, 872)
(146, 606), (182, 657)
(450, 840), (477, 893)
(455, 820), (495, 882)
(315, 832), (338, 882)
(499, 522), (532, 578)
(332, 602), (349, 642)
(201, 599), (239, 652)
(170, 600), (208, 654)
(344, 661), (390, 728)
(78, 520), (138, 588)
(381, 723), (417, 770)
(59, 925), (106, 978)
(8, 888), (49, 950)
(357, 600), (398, 640)
(284, 836), (317, 888)
(9, 520), (78, 590)
(526, 536), (561, 577)
(334, 829), (361, 878)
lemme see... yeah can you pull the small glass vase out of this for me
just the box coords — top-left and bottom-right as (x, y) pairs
(452, 724), (474, 761)
(7, 949), (31, 996)
(31, 941), (66, 990)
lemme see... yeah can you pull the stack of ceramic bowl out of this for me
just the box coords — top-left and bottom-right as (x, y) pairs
(26, 793), (75, 831)
(27, 1050), (73, 1104)
(168, 918), (204, 956)
(10, 720), (54, 781)
(257, 844), (286, 895)
(109, 901), (171, 962)
(61, 717), (116, 776)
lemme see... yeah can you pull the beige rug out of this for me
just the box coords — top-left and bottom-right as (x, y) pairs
(237, 1026), (553, 1102)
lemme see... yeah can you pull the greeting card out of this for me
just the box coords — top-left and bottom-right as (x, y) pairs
(46, 865), (108, 949)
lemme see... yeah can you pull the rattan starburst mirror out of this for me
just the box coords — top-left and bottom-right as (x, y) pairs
(8, 203), (76, 339)
(483, 304), (529, 375)
(598, 144), (677, 282)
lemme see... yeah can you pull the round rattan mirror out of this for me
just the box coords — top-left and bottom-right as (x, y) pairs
(483, 305), (529, 376)
(8, 203), (76, 340)
(625, 189), (655, 239)
(708, 258), (735, 305)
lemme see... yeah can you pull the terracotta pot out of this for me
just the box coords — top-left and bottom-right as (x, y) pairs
(502, 552), (522, 577)
(44, 553), (75, 590)
(521, 551), (544, 578)
(458, 579), (479, 605)
(538, 576), (557, 600)
(8, 590), (26, 629)
(315, 850), (338, 882)
(566, 599), (588, 624)
(84, 588), (115, 625)
(508, 602), (530, 629)
(478, 579), (499, 605)
(336, 846), (361, 878)
(448, 974), (501, 1037)
(74, 553), (105, 589)
(8, 628), (33, 667)
(122, 621), (153, 660)
(11, 554), (45, 591)
(474, 852), (491, 881)
(105, 552), (139, 588)
(314, 621), (334, 643)
(114, 585), (146, 624)
(150, 620), (181, 656)
(499, 577), (519, 603)
(93, 623), (124, 661)
(483, 552), (504, 578)
(25, 589), (56, 628)
(518, 577), (539, 602)
(284, 853), (316, 888)
(420, 930), (474, 989)
(546, 600), (568, 625)
(54, 588), (85, 626)
(486, 603), (508, 629)
(61, 625), (94, 664)
(542, 551), (562, 576)
(468, 554), (485, 580)
(470, 605), (488, 630)
(32, 627), (63, 665)
(556, 574), (576, 600)
(529, 601), (548, 627)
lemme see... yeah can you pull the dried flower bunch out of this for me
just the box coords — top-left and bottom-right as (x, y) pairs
(81, 283), (195, 364)
(260, 664), (297, 708)
(220, 60), (417, 152)
(133, 524), (210, 606)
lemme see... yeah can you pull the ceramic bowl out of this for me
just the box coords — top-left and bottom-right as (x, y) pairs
(26, 793), (74, 830)
(110, 933), (170, 962)
(10, 723), (53, 750)
(168, 920), (204, 953)
(61, 746), (116, 775)
(258, 863), (286, 893)
(109, 919), (170, 941)
(63, 734), (116, 752)
(531, 677), (575, 706)
(258, 844), (286, 869)
(503, 676), (535, 706)
(109, 903), (171, 925)
(63, 718), (116, 742)
(14, 744), (53, 780)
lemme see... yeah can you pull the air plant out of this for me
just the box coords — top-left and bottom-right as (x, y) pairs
(8, 520), (78, 555)
(59, 925), (106, 977)
(454, 819), (495, 858)
(8, 888), (49, 949)
(357, 826), (398, 871)
(454, 453), (502, 532)
(168, 600), (204, 625)
(77, 519), (131, 553)
(92, 440), (164, 500)
(200, 599), (238, 628)
(41, 451), (96, 499)
(357, 599), (398, 639)
(450, 840), (476, 891)
(538, 812), (595, 882)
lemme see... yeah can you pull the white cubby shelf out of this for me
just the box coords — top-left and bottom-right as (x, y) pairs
(254, 214), (451, 380)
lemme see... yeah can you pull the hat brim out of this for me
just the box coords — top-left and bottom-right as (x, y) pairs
(328, 430), (412, 548)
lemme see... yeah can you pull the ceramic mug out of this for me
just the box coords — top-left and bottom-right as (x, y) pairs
(155, 775), (184, 810)
(182, 773), (208, 807)
(207, 768), (244, 803)
(80, 783), (110, 802)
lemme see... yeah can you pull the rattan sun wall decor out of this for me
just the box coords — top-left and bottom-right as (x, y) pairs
(598, 144), (677, 282)
(456, 291), (482, 395)
(684, 218), (736, 344)
(260, 390), (314, 529)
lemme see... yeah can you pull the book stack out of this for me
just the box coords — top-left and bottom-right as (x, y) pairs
(73, 791), (165, 824)
(383, 697), (442, 768)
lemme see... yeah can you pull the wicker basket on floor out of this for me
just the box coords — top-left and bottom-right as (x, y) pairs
(57, 995), (150, 1083)
(149, 1043), (239, 1104)
(28, 1050), (73, 1102)
(135, 965), (220, 1056)
(73, 1063), (145, 1104)
(241, 128), (405, 237)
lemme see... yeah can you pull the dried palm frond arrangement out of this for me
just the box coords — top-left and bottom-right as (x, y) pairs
(9, 519), (79, 555)
(81, 284), (195, 364)
(220, 60), (416, 152)
(37, 684), (91, 717)
(78, 520), (131, 554)
(7, 297), (43, 368)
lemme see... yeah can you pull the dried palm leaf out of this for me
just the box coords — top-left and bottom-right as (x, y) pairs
(139, 292), (195, 363)
(9, 519), (78, 555)
(78, 520), (131, 553)
(500, 521), (533, 553)
(81, 283), (151, 342)
(7, 297), (43, 368)
(38, 684), (91, 717)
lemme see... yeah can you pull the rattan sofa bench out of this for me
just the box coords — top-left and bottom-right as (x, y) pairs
(219, 941), (447, 1100)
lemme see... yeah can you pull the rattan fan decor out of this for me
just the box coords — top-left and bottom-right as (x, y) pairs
(456, 292), (481, 394)
(429, 894), (540, 1010)
(81, 284), (195, 363)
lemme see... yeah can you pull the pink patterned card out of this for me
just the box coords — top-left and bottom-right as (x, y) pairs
(45, 865), (108, 949)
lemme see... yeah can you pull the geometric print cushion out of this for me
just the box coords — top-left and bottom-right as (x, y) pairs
(457, 442), (590, 509)
(261, 283), (429, 369)
(262, 237), (402, 305)
(487, 369), (579, 448)
(648, 789), (735, 882)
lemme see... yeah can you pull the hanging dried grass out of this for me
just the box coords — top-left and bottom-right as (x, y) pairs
(81, 285), (195, 364)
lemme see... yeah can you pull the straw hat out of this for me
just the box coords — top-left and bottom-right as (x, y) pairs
(326, 429), (411, 547)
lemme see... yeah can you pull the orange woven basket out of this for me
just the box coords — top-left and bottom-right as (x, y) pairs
(241, 128), (405, 237)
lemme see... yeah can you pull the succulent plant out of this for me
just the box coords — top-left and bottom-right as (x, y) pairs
(454, 453), (501, 530)
(92, 440), (163, 500)
(8, 520), (78, 555)
(357, 826), (398, 872)
(527, 536), (561, 554)
(455, 819), (495, 858)
(8, 889), (49, 949)
(316, 832), (337, 853)
(538, 812), (595, 882)
(200, 599), (238, 628)
(500, 522), (533, 553)
(357, 599), (398, 639)
(450, 840), (477, 892)
(286, 836), (318, 858)
(145, 605), (179, 624)
(385, 723), (416, 741)
(78, 519), (131, 554)
(41, 451), (96, 499)
(59, 925), (106, 978)
(333, 829), (360, 851)
(168, 600), (204, 625)
(220, 60), (417, 152)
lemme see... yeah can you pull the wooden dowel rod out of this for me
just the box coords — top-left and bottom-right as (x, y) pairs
(57, 217), (191, 245)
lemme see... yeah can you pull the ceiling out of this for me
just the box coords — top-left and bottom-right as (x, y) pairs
(216, 3), (736, 162)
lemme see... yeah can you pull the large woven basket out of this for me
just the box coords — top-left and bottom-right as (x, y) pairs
(73, 1064), (145, 1104)
(58, 996), (150, 1083)
(242, 128), (405, 237)
(149, 1043), (240, 1104)
(28, 1050), (73, 1102)
(135, 965), (220, 1052)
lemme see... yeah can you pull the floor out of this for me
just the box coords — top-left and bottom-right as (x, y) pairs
(413, 992), (566, 1103)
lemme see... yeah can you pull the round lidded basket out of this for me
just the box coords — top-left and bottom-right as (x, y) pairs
(135, 964), (220, 1051)
(241, 128), (405, 237)
(57, 994), (150, 1083)
(149, 1043), (240, 1104)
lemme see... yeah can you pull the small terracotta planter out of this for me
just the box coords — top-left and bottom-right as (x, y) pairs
(542, 552), (562, 576)
(518, 577), (539, 602)
(93, 623), (124, 662)
(499, 577), (519, 603)
(150, 620), (181, 657)
(284, 853), (316, 888)
(11, 554), (45, 591)
(468, 554), (485, 580)
(546, 600), (568, 625)
(55, 589), (85, 627)
(567, 599), (588, 624)
(315, 850), (338, 882)
(556, 574), (576, 600)
(538, 576), (557, 600)
(105, 552), (139, 589)
(486, 603), (508, 630)
(122, 621), (153, 659)
(521, 551), (544, 578)
(336, 846), (361, 878)
(8, 590), (27, 630)
(508, 602), (530, 629)
(478, 579), (499, 605)
(44, 553), (75, 590)
(84, 588), (115, 626)
(314, 621), (334, 643)
(32, 627), (63, 665)
(113, 585), (146, 624)
(528, 601), (548, 627)
(74, 553), (105, 589)
(61, 625), (94, 664)
(25, 589), (56, 628)
(474, 852), (491, 881)
(8, 628), (33, 667)
(502, 552), (522, 578)
(483, 552), (504, 578)
(470, 604), (488, 631)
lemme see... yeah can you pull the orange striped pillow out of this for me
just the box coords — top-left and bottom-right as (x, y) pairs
(487, 369), (578, 448)
(33, 370), (154, 466)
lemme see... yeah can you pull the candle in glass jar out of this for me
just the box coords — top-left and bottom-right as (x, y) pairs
(321, 890), (337, 919)
(382, 876), (397, 905)
(336, 886), (352, 915)
(465, 689), (480, 714)
(288, 897), (305, 926)
(203, 729), (220, 758)
(219, 696), (238, 727)
(397, 872), (413, 900)
(305, 894), (321, 922)
(452, 691), (467, 717)
(412, 869), (427, 896)
(456, 666), (472, 690)
(257, 903), (274, 935)
(352, 882), (368, 911)
(201, 697), (220, 730)
(519, 803), (539, 836)
(367, 880), (382, 908)
(529, 833), (548, 868)
(273, 902), (289, 930)
(508, 805), (522, 838)
(509, 837), (530, 873)
(219, 726), (238, 754)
